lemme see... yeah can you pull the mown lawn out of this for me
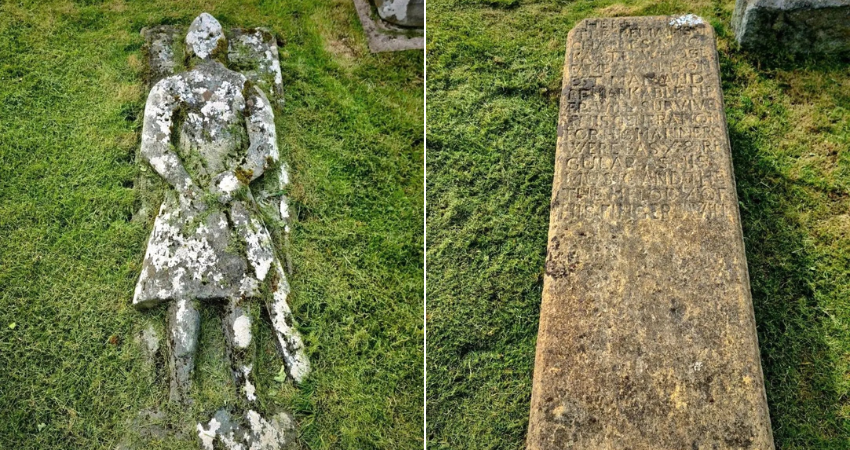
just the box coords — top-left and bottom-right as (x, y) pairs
(426, 0), (849, 448)
(0, 0), (423, 449)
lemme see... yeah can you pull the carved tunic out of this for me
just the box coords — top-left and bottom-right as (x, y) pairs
(134, 60), (281, 307)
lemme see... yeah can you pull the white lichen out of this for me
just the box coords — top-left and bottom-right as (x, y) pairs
(279, 196), (290, 221)
(243, 217), (274, 281)
(133, 204), (228, 305)
(219, 431), (246, 450)
(174, 299), (195, 347)
(233, 314), (252, 349)
(669, 14), (705, 28)
(171, 267), (186, 293)
(148, 153), (181, 177)
(242, 365), (257, 401)
(269, 260), (310, 383)
(278, 164), (290, 188)
(239, 276), (260, 297)
(246, 410), (282, 450)
(379, 0), (410, 21)
(271, 58), (283, 86)
(218, 172), (241, 194)
(197, 417), (221, 450)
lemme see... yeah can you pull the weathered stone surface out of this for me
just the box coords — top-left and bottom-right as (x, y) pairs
(136, 25), (184, 225)
(733, 0), (850, 55)
(134, 58), (278, 307)
(527, 16), (774, 449)
(227, 28), (285, 107)
(134, 11), (309, 421)
(196, 409), (298, 450)
(138, 21), (291, 229)
(128, 13), (310, 449)
(141, 25), (184, 88)
(374, 0), (425, 28)
(167, 299), (200, 404)
(137, 323), (161, 364)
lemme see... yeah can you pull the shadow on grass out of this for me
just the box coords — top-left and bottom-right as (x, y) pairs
(730, 124), (845, 447)
(738, 49), (850, 75)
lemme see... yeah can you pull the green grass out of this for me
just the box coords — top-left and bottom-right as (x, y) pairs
(0, 0), (423, 449)
(426, 0), (850, 448)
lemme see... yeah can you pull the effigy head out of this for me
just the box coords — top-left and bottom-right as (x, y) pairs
(186, 13), (226, 60)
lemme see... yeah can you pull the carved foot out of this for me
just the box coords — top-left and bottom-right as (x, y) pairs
(197, 409), (297, 450)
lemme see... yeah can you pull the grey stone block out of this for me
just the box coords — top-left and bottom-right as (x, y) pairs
(733, 0), (850, 55)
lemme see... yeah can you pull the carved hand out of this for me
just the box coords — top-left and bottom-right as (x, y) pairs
(209, 171), (247, 204)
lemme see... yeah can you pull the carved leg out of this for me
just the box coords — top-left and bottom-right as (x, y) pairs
(268, 257), (310, 384)
(167, 298), (200, 405)
(222, 296), (258, 405)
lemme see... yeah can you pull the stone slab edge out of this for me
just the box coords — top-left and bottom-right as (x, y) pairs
(352, 0), (424, 53)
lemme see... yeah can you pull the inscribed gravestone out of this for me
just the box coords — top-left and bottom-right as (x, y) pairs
(527, 16), (775, 450)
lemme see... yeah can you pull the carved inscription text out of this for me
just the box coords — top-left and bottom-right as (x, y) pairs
(554, 18), (731, 221)
(528, 17), (775, 450)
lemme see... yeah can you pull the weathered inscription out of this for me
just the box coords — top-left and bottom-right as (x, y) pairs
(528, 16), (775, 450)
(555, 17), (733, 223)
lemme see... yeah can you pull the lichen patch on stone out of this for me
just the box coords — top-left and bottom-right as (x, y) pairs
(219, 172), (241, 194)
(233, 315), (252, 349)
(197, 417), (221, 450)
(269, 260), (311, 383)
(242, 365), (257, 401)
(669, 14), (705, 28)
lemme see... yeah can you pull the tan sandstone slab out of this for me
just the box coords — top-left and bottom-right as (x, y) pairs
(527, 16), (774, 450)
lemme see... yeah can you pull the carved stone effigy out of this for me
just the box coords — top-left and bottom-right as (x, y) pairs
(527, 16), (774, 449)
(134, 13), (304, 450)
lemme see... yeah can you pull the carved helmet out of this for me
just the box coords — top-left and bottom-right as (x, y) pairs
(186, 13), (225, 60)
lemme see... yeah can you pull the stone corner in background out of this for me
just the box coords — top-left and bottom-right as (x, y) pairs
(732, 0), (850, 55)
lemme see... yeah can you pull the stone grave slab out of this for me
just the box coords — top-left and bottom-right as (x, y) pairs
(527, 16), (774, 450)
(733, 0), (850, 55)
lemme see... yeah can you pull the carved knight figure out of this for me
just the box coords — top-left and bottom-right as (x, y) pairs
(134, 13), (306, 449)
